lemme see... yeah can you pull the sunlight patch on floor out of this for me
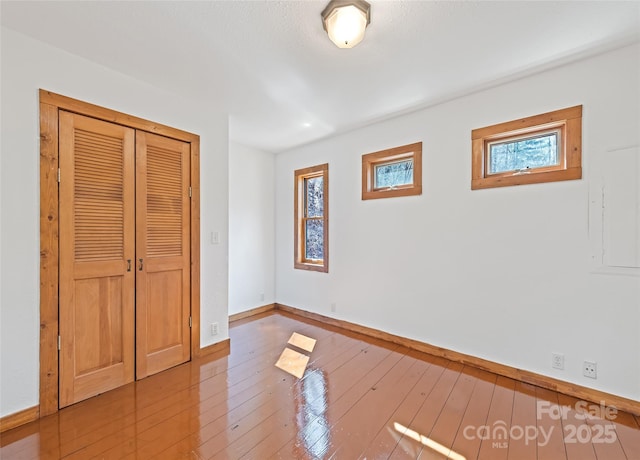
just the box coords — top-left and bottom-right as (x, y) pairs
(288, 332), (317, 353)
(394, 421), (466, 460)
(275, 347), (310, 378)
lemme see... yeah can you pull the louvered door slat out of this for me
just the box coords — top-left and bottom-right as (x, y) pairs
(146, 144), (183, 258)
(74, 128), (125, 261)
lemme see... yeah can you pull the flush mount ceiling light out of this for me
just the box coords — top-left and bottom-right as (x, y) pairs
(321, 0), (371, 49)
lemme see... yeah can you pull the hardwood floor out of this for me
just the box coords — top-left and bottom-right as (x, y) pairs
(1, 311), (639, 459)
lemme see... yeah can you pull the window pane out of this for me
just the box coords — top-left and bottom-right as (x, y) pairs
(305, 220), (323, 260)
(305, 177), (324, 218)
(488, 132), (558, 174)
(374, 159), (413, 188)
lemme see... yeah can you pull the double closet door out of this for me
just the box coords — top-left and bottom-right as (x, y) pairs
(58, 111), (191, 408)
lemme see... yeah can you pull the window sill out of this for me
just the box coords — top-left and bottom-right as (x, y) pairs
(294, 261), (328, 273)
(362, 185), (422, 200)
(471, 167), (581, 190)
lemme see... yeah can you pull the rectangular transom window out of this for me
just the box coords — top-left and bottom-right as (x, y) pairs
(487, 129), (560, 174)
(294, 163), (328, 272)
(472, 105), (582, 189)
(375, 158), (414, 188)
(362, 142), (422, 200)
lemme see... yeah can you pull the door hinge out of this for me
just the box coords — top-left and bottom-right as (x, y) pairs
(58, 335), (61, 351)
(189, 186), (192, 198)
(57, 168), (61, 183)
(189, 316), (192, 328)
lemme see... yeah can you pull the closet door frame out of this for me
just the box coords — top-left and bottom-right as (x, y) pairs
(39, 89), (202, 416)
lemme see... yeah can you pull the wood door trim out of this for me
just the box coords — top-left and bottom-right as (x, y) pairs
(190, 136), (201, 360)
(39, 102), (60, 416)
(38, 89), (201, 417)
(39, 90), (197, 142)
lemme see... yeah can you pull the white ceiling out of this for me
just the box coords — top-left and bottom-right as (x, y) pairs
(2, 1), (639, 153)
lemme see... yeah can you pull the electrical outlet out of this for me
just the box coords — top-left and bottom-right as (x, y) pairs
(583, 361), (597, 379)
(331, 302), (337, 312)
(552, 353), (564, 370)
(260, 292), (265, 302)
(211, 322), (219, 336)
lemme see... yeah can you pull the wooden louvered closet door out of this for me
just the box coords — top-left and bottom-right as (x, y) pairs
(59, 113), (192, 406)
(59, 112), (135, 407)
(135, 131), (191, 378)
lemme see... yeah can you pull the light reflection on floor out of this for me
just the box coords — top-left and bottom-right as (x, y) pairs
(296, 369), (330, 458)
(274, 332), (330, 457)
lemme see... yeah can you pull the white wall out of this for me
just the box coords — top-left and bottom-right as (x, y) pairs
(275, 44), (640, 401)
(228, 142), (275, 314)
(0, 27), (229, 417)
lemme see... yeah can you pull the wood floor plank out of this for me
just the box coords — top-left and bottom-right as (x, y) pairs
(585, 417), (628, 460)
(201, 343), (366, 458)
(557, 393), (598, 460)
(170, 328), (396, 458)
(66, 362), (270, 458)
(320, 354), (427, 458)
(448, 367), (498, 460)
(223, 332), (368, 458)
(573, 396), (628, 460)
(0, 423), (46, 457)
(274, 343), (405, 459)
(506, 381), (538, 460)
(535, 387), (568, 460)
(388, 361), (465, 458)
(1, 312), (639, 460)
(358, 352), (448, 459)
(613, 410), (640, 460)
(414, 365), (482, 460)
(477, 375), (516, 460)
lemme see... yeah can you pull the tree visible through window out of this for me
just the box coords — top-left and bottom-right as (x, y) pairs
(295, 164), (328, 272)
(304, 176), (324, 260)
(488, 131), (559, 174)
(362, 142), (422, 200)
(375, 159), (414, 188)
(471, 106), (582, 189)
